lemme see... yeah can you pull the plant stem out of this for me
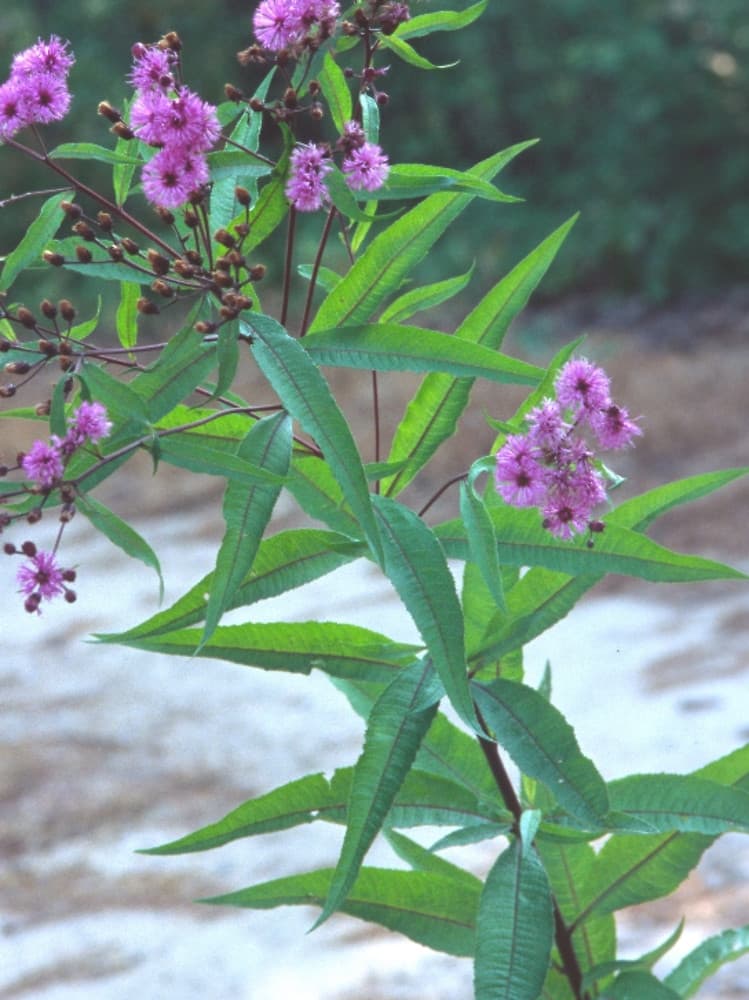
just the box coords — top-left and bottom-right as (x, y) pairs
(476, 715), (586, 1000)
(281, 205), (297, 329)
(299, 205), (337, 337)
(417, 472), (466, 517)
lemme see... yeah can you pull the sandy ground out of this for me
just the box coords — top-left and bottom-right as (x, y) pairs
(2, 295), (749, 997)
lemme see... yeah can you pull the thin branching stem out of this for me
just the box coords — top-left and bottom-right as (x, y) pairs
(299, 205), (336, 337)
(281, 205), (297, 329)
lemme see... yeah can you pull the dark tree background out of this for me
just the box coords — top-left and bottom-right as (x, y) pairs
(1, 0), (747, 303)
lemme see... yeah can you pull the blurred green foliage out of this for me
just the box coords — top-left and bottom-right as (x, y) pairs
(1, 0), (748, 302)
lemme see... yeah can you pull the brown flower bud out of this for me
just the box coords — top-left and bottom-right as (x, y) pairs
(310, 102), (324, 121)
(43, 251), (65, 267)
(185, 250), (202, 265)
(121, 237), (139, 255)
(97, 101), (122, 123)
(147, 249), (170, 275)
(214, 229), (236, 249)
(219, 305), (239, 320)
(5, 361), (30, 374)
(161, 31), (182, 51)
(183, 208), (199, 229)
(212, 270), (233, 289)
(58, 340), (73, 355)
(308, 80), (321, 97)
(173, 259), (195, 279)
(17, 307), (37, 329)
(137, 297), (160, 315)
(59, 300), (76, 322)
(0, 384), (16, 398)
(249, 97), (265, 112)
(21, 540), (37, 557)
(107, 244), (124, 261)
(61, 200), (82, 220)
(234, 186), (251, 208)
(40, 299), (57, 319)
(215, 257), (232, 272)
(97, 211), (113, 232)
(156, 207), (175, 226)
(110, 122), (135, 140)
(75, 246), (93, 263)
(38, 340), (58, 357)
(72, 220), (96, 241)
(35, 400), (51, 416)
(234, 222), (250, 238)
(0, 339), (11, 352)
(194, 320), (216, 334)
(59, 356), (75, 372)
(224, 83), (244, 102)
(283, 87), (298, 109)
(150, 278), (174, 298)
(249, 264), (267, 281)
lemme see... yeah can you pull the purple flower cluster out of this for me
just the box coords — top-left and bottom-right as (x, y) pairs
(253, 0), (340, 52)
(128, 43), (220, 209)
(495, 358), (641, 539)
(0, 36), (74, 142)
(16, 548), (76, 614)
(286, 119), (389, 212)
(21, 401), (112, 489)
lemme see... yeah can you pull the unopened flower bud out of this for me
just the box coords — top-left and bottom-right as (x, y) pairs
(185, 250), (202, 265)
(283, 88), (298, 109)
(137, 297), (160, 315)
(35, 400), (51, 416)
(173, 259), (195, 278)
(24, 593), (41, 614)
(0, 339), (10, 352)
(38, 340), (57, 356)
(61, 200), (82, 220)
(97, 101), (122, 123)
(75, 246), (93, 263)
(64, 589), (77, 604)
(72, 221), (96, 241)
(107, 244), (124, 261)
(249, 97), (265, 112)
(5, 361), (31, 375)
(62, 568), (77, 582)
(40, 299), (57, 319)
(214, 229), (236, 249)
(234, 222), (250, 238)
(96, 212), (113, 232)
(310, 102), (324, 121)
(43, 251), (65, 267)
(17, 307), (37, 329)
(376, 91), (390, 107)
(194, 320), (216, 334)
(150, 279), (174, 298)
(183, 209), (199, 229)
(249, 264), (266, 281)
(156, 207), (175, 226)
(224, 83), (243, 102)
(21, 540), (37, 557)
(27, 508), (43, 525)
(3, 542), (15, 554)
(161, 31), (182, 52)
(121, 238), (139, 255)
(0, 384), (16, 398)
(110, 122), (135, 140)
(147, 249), (170, 275)
(59, 300), (76, 322)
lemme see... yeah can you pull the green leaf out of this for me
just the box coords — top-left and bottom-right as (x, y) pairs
(116, 281), (140, 351)
(308, 143), (536, 334)
(379, 263), (475, 324)
(155, 435), (287, 487)
(319, 50), (352, 133)
(379, 32), (458, 70)
(384, 214), (576, 496)
(287, 452), (361, 537)
(246, 312), (382, 562)
(438, 505), (747, 584)
(304, 323), (543, 384)
(103, 529), (364, 642)
(360, 93), (380, 144)
(474, 839), (553, 1000)
(372, 493), (478, 733)
(76, 494), (163, 600)
(203, 865), (479, 957)
(1, 192), (70, 291)
(49, 142), (141, 165)
(362, 163), (521, 203)
(227, 127), (293, 254)
(385, 829), (482, 887)
(607, 773), (749, 834)
(664, 925), (749, 998)
(203, 412), (292, 644)
(394, 0), (488, 40)
(473, 679), (608, 827)
(69, 296), (103, 342)
(581, 921), (685, 994)
(112, 104), (138, 206)
(297, 263), (341, 293)
(40, 237), (142, 281)
(416, 710), (501, 803)
(604, 971), (681, 999)
(316, 660), (442, 926)
(104, 620), (420, 683)
(131, 324), (218, 422)
(78, 362), (150, 427)
(460, 478), (505, 611)
(213, 319), (240, 400)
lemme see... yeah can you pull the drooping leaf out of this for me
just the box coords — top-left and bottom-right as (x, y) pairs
(379, 32), (458, 70)
(2, 192), (70, 290)
(603, 971), (681, 999)
(394, 0), (488, 40)
(156, 435), (287, 487)
(473, 679), (608, 827)
(372, 493), (478, 733)
(316, 660), (442, 926)
(664, 925), (749, 998)
(379, 263), (475, 324)
(130, 324), (218, 422)
(356, 163), (521, 203)
(607, 772), (749, 835)
(202, 412), (292, 644)
(76, 494), (163, 600)
(319, 50), (352, 133)
(474, 839), (554, 1000)
(385, 829), (483, 888)
(203, 865), (479, 958)
(116, 280), (140, 350)
(246, 312), (382, 562)
(460, 477), (505, 612)
(49, 141), (141, 165)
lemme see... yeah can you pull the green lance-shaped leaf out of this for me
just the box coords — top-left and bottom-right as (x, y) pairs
(474, 839), (554, 1000)
(379, 32), (458, 70)
(156, 435), (287, 487)
(76, 494), (163, 600)
(103, 529), (365, 642)
(359, 93), (379, 144)
(104, 619), (420, 683)
(68, 296), (103, 342)
(664, 924), (749, 998)
(202, 412), (292, 645)
(473, 679), (608, 828)
(460, 461), (506, 611)
(49, 141), (141, 165)
(379, 263), (475, 324)
(581, 921), (685, 995)
(416, 704), (502, 804)
(77, 361), (150, 428)
(385, 829), (483, 889)
(246, 312), (382, 562)
(286, 452), (362, 537)
(112, 107), (138, 206)
(307, 142), (536, 334)
(319, 50), (352, 134)
(116, 280), (140, 351)
(227, 124), (293, 254)
(606, 772), (749, 835)
(603, 971), (681, 1000)
(304, 324), (543, 384)
(384, 214), (577, 497)
(2, 191), (70, 291)
(394, 0), (488, 40)
(315, 660), (443, 927)
(130, 324), (218, 423)
(438, 505), (746, 584)
(356, 164), (521, 203)
(372, 493), (478, 733)
(203, 866), (479, 958)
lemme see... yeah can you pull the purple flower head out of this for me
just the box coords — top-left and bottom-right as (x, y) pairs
(68, 401), (112, 446)
(128, 45), (175, 92)
(590, 402), (642, 451)
(342, 141), (389, 192)
(160, 88), (220, 152)
(526, 398), (566, 450)
(130, 89), (173, 145)
(142, 147), (209, 208)
(253, 0), (305, 50)
(11, 36), (75, 79)
(494, 435), (545, 508)
(21, 440), (64, 488)
(285, 142), (332, 211)
(555, 357), (610, 414)
(297, 0), (340, 29)
(0, 78), (25, 141)
(16, 70), (72, 125)
(541, 496), (592, 541)
(17, 550), (65, 607)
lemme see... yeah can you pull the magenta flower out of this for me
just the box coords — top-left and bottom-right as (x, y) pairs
(555, 357), (610, 414)
(160, 88), (221, 152)
(141, 147), (209, 208)
(17, 550), (66, 609)
(11, 36), (75, 79)
(526, 399), (566, 450)
(542, 497), (592, 541)
(130, 89), (173, 145)
(494, 435), (545, 508)
(253, 0), (305, 50)
(16, 70), (72, 125)
(68, 401), (112, 445)
(0, 78), (24, 140)
(590, 402), (642, 450)
(21, 440), (64, 488)
(343, 141), (389, 192)
(285, 143), (332, 211)
(128, 45), (175, 92)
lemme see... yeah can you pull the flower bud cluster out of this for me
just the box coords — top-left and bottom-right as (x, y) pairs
(252, 1), (341, 53)
(0, 36), (74, 141)
(495, 358), (641, 539)
(127, 40), (220, 209)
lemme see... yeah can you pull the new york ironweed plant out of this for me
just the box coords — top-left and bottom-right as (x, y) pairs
(2, 4), (749, 998)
